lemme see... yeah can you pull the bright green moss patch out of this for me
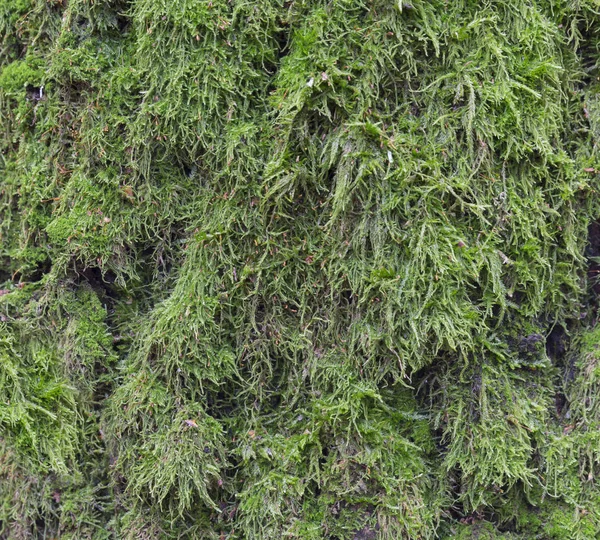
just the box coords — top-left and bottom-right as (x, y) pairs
(1, 0), (600, 538)
(0, 58), (42, 94)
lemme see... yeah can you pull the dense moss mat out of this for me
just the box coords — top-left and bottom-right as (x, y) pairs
(2, 0), (600, 537)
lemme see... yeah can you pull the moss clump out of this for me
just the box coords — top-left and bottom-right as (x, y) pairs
(1, 0), (600, 538)
(0, 58), (42, 94)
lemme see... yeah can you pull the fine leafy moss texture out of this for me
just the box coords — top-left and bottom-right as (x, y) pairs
(1, 0), (600, 538)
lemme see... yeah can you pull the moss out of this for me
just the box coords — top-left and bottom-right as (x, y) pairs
(0, 57), (43, 94)
(442, 521), (521, 539)
(2, 0), (600, 537)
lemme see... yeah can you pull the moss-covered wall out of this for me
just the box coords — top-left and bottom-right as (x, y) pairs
(1, 0), (600, 538)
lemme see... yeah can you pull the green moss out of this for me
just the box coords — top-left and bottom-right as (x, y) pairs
(442, 521), (521, 539)
(0, 57), (43, 94)
(2, 0), (600, 537)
